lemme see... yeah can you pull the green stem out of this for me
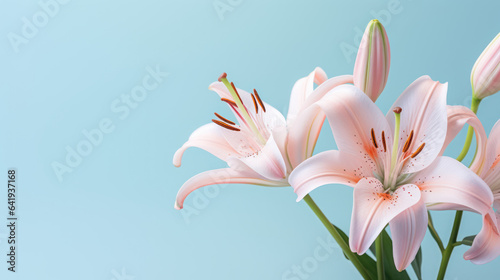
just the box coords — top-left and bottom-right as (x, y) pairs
(456, 97), (481, 162)
(427, 211), (445, 252)
(436, 97), (481, 280)
(437, 211), (463, 280)
(303, 195), (372, 280)
(375, 234), (385, 280)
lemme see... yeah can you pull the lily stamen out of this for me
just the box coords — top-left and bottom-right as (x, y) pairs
(411, 143), (426, 158)
(230, 82), (244, 104)
(221, 98), (237, 107)
(251, 94), (259, 113)
(381, 131), (387, 152)
(253, 89), (267, 112)
(402, 130), (414, 153)
(212, 119), (240, 131)
(214, 112), (235, 125)
(371, 128), (379, 148)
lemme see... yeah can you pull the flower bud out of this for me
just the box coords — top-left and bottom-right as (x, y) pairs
(471, 33), (500, 99)
(353, 19), (391, 102)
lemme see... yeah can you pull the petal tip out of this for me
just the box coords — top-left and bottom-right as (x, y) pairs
(174, 200), (182, 210)
(173, 148), (185, 167)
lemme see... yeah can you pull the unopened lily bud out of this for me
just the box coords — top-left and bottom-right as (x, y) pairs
(471, 33), (500, 100)
(353, 19), (391, 102)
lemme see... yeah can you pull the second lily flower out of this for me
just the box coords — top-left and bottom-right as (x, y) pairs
(173, 70), (353, 209)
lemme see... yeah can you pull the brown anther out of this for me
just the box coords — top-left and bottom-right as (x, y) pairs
(212, 119), (240, 131)
(393, 107), (402, 114)
(253, 89), (266, 112)
(218, 72), (227, 82)
(411, 143), (425, 158)
(402, 130), (414, 153)
(381, 131), (387, 152)
(370, 128), (378, 148)
(251, 94), (259, 113)
(221, 98), (237, 107)
(214, 113), (235, 125)
(231, 82), (243, 104)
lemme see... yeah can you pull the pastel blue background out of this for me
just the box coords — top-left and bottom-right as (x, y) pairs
(1, 0), (499, 279)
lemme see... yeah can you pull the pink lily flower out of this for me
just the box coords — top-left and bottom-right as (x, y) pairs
(462, 120), (500, 264)
(289, 76), (494, 271)
(173, 70), (353, 209)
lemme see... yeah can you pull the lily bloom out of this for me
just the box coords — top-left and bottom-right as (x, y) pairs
(462, 120), (500, 264)
(173, 69), (353, 209)
(289, 76), (494, 271)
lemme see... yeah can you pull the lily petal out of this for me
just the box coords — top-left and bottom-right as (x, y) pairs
(173, 123), (237, 167)
(350, 178), (421, 254)
(389, 199), (428, 271)
(234, 134), (287, 181)
(287, 67), (327, 124)
(286, 104), (325, 168)
(286, 75), (355, 168)
(174, 167), (286, 210)
(317, 84), (392, 168)
(261, 102), (287, 132)
(301, 75), (355, 108)
(480, 120), (500, 192)
(440, 106), (487, 174)
(416, 156), (493, 215)
(386, 76), (448, 174)
(289, 150), (372, 201)
(270, 125), (292, 174)
(464, 212), (500, 264)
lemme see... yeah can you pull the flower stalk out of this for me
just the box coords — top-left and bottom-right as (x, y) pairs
(437, 97), (482, 280)
(303, 194), (373, 280)
(375, 234), (385, 280)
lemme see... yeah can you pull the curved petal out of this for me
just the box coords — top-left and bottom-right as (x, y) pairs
(174, 167), (286, 210)
(316, 84), (391, 171)
(386, 76), (448, 174)
(464, 212), (500, 264)
(286, 75), (355, 168)
(287, 67), (327, 124)
(494, 195), (500, 210)
(302, 75), (354, 108)
(480, 120), (500, 193)
(389, 199), (428, 271)
(440, 106), (487, 174)
(350, 178), (421, 254)
(173, 123), (237, 167)
(285, 75), (355, 168)
(271, 126), (292, 175)
(286, 104), (325, 168)
(289, 150), (373, 201)
(261, 102), (287, 133)
(415, 156), (493, 215)
(233, 134), (287, 181)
